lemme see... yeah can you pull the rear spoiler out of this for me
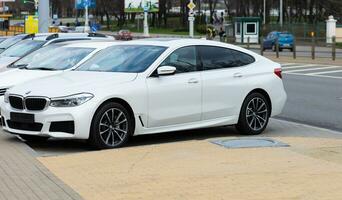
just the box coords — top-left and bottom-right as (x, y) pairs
(88, 33), (107, 38)
(22, 34), (35, 40)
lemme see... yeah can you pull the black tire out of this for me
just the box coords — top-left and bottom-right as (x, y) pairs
(19, 135), (49, 142)
(88, 102), (134, 149)
(279, 48), (283, 52)
(235, 93), (271, 135)
(290, 48), (294, 52)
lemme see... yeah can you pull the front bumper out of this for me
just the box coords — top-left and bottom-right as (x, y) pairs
(0, 101), (94, 139)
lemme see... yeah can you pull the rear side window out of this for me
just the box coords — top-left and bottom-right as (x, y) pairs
(198, 46), (255, 70)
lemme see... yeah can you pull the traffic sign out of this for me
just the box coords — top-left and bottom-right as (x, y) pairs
(188, 11), (194, 16)
(188, 16), (195, 21)
(75, 0), (96, 9)
(187, 2), (196, 10)
(83, 0), (90, 7)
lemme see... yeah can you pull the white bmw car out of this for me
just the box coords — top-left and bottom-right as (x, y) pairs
(1, 39), (287, 149)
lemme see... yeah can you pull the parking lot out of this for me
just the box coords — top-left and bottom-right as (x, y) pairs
(0, 32), (341, 200)
(0, 118), (342, 200)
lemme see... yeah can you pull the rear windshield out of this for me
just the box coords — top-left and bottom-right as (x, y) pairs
(77, 45), (166, 73)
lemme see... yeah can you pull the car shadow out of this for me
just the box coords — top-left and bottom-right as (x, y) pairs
(24, 125), (240, 156)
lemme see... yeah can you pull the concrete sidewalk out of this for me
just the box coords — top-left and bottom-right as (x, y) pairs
(38, 119), (342, 200)
(0, 132), (83, 200)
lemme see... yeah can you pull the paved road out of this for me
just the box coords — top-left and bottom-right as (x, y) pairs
(277, 63), (342, 131)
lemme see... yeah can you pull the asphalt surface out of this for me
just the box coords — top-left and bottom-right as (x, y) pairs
(277, 63), (342, 132)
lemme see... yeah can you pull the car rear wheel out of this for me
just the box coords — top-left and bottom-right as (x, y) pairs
(236, 93), (270, 135)
(88, 102), (134, 149)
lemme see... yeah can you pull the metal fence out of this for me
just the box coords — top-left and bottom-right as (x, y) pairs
(223, 36), (342, 61)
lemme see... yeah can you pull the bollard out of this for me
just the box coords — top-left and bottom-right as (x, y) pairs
(276, 38), (279, 58)
(293, 37), (296, 59)
(247, 37), (250, 49)
(311, 36), (315, 60)
(260, 37), (264, 56)
(332, 36), (336, 61)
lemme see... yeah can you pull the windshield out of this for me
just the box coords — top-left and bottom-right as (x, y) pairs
(0, 36), (24, 50)
(14, 46), (95, 70)
(77, 45), (166, 73)
(1, 40), (45, 57)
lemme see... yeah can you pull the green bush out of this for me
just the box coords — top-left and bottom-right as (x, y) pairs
(173, 28), (188, 32)
(336, 43), (342, 49)
(196, 24), (207, 34)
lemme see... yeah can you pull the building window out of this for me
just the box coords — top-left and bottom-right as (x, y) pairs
(245, 23), (257, 35)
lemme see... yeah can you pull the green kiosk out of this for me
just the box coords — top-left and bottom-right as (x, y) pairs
(234, 17), (261, 44)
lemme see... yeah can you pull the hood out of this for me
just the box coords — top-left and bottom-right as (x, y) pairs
(9, 71), (138, 97)
(0, 69), (60, 89)
(0, 56), (20, 72)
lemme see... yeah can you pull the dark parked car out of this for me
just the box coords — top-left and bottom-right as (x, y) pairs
(263, 31), (294, 52)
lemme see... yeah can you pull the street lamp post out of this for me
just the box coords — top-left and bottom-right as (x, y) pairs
(84, 0), (90, 32)
(38, 0), (49, 33)
(187, 0), (196, 38)
(263, 0), (266, 24)
(280, 0), (283, 27)
(143, 6), (149, 37)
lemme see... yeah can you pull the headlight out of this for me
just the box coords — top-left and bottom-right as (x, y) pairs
(4, 92), (9, 103)
(50, 93), (94, 107)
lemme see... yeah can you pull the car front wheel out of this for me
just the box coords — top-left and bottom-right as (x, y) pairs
(89, 102), (134, 149)
(236, 93), (270, 135)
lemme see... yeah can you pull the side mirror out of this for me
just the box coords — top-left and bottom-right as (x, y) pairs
(157, 66), (176, 76)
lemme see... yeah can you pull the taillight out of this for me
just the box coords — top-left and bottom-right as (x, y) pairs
(274, 68), (282, 79)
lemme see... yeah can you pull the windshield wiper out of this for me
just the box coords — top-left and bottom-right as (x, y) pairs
(30, 67), (56, 71)
(8, 64), (28, 69)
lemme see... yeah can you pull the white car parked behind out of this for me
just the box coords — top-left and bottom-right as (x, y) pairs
(0, 33), (114, 72)
(1, 39), (287, 148)
(0, 41), (118, 101)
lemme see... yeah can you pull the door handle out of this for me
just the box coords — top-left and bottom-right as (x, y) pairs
(188, 78), (199, 84)
(233, 73), (243, 78)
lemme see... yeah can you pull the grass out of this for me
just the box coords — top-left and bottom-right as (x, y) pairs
(337, 43), (342, 49)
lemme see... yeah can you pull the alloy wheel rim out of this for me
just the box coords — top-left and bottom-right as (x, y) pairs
(246, 97), (268, 131)
(99, 108), (128, 147)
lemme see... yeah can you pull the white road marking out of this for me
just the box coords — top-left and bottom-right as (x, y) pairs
(306, 69), (342, 75)
(281, 63), (298, 67)
(285, 73), (342, 80)
(281, 64), (317, 69)
(282, 63), (342, 79)
(285, 66), (342, 73)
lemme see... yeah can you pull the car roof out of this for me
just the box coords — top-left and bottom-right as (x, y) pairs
(123, 38), (262, 59)
(63, 41), (119, 49)
(29, 33), (111, 41)
(126, 38), (240, 48)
